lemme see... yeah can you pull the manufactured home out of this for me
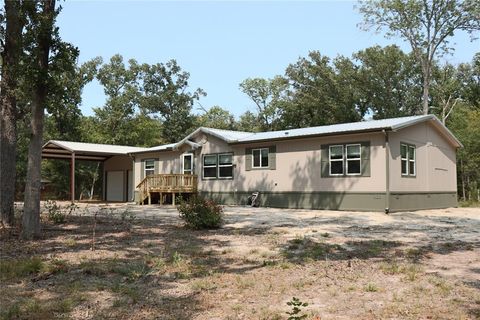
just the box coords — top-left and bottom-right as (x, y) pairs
(41, 115), (462, 212)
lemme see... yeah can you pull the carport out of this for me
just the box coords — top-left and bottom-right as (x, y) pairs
(41, 140), (147, 202)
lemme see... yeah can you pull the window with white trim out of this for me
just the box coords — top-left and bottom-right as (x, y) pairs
(329, 145), (344, 175)
(182, 154), (193, 175)
(203, 155), (217, 179)
(346, 144), (361, 175)
(218, 153), (233, 178)
(252, 148), (269, 168)
(401, 143), (416, 176)
(144, 159), (155, 177)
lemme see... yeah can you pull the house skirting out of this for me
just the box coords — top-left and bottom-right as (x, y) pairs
(198, 191), (457, 212)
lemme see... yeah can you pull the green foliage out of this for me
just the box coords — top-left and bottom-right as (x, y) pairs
(282, 51), (364, 128)
(447, 104), (480, 200)
(177, 196), (223, 229)
(286, 297), (309, 320)
(0, 257), (43, 281)
(240, 76), (289, 131)
(196, 105), (237, 130)
(358, 0), (480, 114)
(354, 45), (423, 118)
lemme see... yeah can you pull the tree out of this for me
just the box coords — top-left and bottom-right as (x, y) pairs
(140, 60), (205, 143)
(354, 45), (423, 118)
(196, 105), (236, 130)
(358, 0), (480, 115)
(0, 0), (24, 227)
(282, 51), (363, 128)
(22, 0), (57, 239)
(239, 76), (289, 131)
(236, 111), (261, 132)
(94, 54), (141, 145)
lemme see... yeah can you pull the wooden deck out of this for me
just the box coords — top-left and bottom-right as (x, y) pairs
(137, 174), (198, 205)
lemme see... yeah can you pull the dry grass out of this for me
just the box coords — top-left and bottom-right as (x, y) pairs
(0, 204), (479, 319)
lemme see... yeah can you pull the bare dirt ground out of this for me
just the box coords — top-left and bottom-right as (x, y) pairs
(1, 203), (479, 319)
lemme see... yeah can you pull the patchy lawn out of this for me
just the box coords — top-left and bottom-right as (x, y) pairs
(0, 203), (479, 320)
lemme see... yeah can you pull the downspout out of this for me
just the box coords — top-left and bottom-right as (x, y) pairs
(383, 130), (390, 214)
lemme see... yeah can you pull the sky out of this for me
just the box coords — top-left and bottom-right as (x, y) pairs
(56, 0), (479, 118)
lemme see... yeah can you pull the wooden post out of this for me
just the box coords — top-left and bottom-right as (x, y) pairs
(172, 192), (176, 206)
(148, 192), (151, 205)
(159, 192), (162, 205)
(71, 152), (75, 203)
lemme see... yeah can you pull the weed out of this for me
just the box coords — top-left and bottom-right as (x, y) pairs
(380, 260), (401, 275)
(286, 297), (309, 320)
(365, 283), (378, 292)
(320, 232), (330, 238)
(65, 237), (77, 247)
(403, 264), (423, 281)
(191, 278), (217, 291)
(0, 257), (43, 281)
(171, 251), (183, 266)
(1, 303), (21, 319)
(43, 200), (78, 224)
(235, 275), (255, 290)
(145, 256), (166, 272)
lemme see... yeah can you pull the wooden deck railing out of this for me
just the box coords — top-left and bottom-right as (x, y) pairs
(136, 174), (198, 204)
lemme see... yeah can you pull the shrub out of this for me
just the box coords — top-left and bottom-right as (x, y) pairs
(177, 196), (223, 229)
(44, 200), (65, 224)
(43, 200), (78, 224)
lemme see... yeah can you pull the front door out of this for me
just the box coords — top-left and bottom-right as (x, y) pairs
(182, 154), (193, 175)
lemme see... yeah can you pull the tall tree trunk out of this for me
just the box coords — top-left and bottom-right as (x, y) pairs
(422, 63), (431, 115)
(0, 1), (23, 227)
(22, 0), (56, 239)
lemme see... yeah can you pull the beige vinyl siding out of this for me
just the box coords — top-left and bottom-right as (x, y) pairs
(197, 131), (386, 194)
(389, 122), (457, 193)
(133, 151), (182, 186)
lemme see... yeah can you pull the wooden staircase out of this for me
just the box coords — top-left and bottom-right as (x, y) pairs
(136, 174), (198, 205)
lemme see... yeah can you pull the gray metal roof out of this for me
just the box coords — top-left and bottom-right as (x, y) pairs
(235, 115), (430, 142)
(128, 114), (462, 155)
(42, 140), (148, 160)
(230, 114), (461, 147)
(45, 140), (148, 154)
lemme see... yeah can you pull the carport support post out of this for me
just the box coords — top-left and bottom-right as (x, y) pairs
(71, 152), (75, 203)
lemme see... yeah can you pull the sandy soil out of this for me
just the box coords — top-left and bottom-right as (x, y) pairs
(1, 203), (479, 319)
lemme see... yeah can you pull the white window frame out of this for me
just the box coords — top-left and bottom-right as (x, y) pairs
(144, 159), (155, 177)
(203, 154), (217, 179)
(182, 153), (194, 175)
(345, 144), (361, 176)
(329, 145), (344, 176)
(252, 148), (269, 168)
(401, 143), (416, 177)
(218, 153), (234, 179)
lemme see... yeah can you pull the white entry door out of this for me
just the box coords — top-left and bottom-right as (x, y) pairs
(182, 154), (193, 175)
(107, 171), (124, 201)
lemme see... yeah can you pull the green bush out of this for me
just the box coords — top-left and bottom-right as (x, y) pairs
(177, 196), (223, 229)
(43, 200), (78, 224)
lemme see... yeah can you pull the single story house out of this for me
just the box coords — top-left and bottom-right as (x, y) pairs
(42, 114), (462, 212)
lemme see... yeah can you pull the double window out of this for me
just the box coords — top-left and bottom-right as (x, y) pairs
(401, 143), (416, 176)
(203, 153), (233, 179)
(329, 144), (361, 176)
(252, 148), (269, 168)
(144, 159), (155, 177)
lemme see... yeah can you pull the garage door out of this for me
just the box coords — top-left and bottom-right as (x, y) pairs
(107, 171), (124, 201)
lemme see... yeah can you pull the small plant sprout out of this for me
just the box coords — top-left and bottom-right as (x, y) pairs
(286, 297), (309, 320)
